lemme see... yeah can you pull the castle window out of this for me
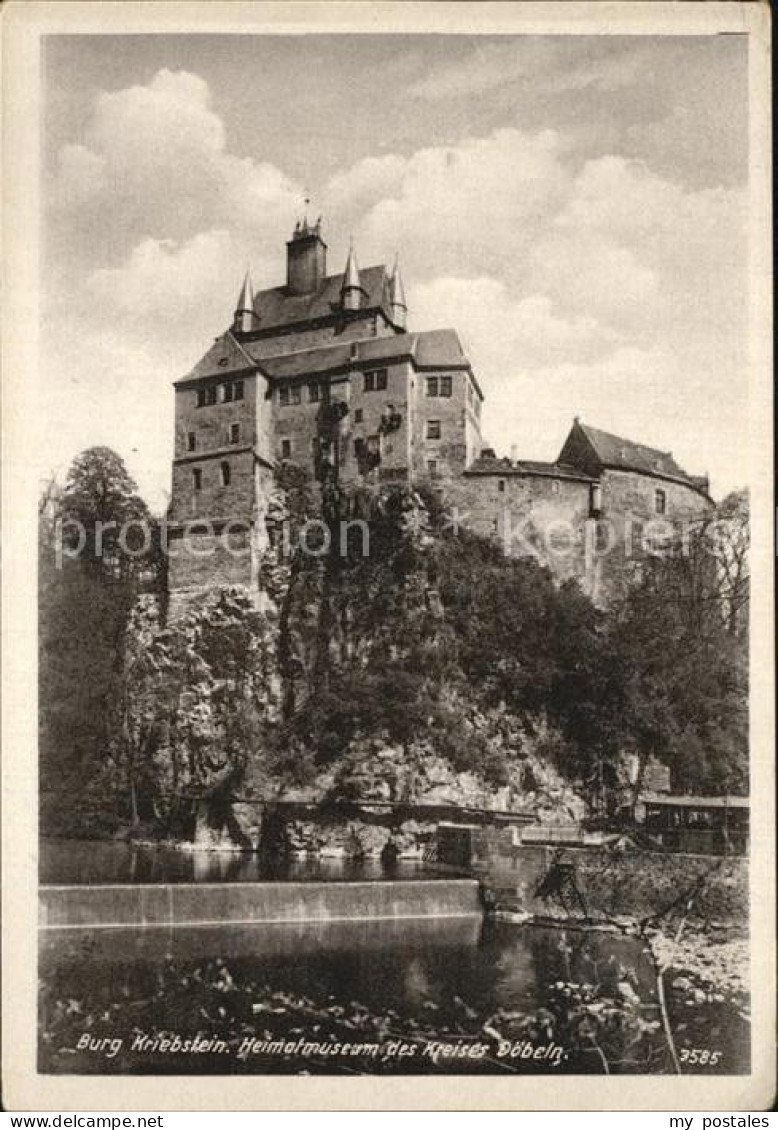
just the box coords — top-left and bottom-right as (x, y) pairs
(426, 377), (438, 397)
(279, 387), (290, 407)
(426, 420), (441, 440)
(192, 468), (202, 491)
(206, 386), (217, 406)
(427, 459), (439, 477)
(187, 432), (196, 452)
(655, 488), (667, 515)
(498, 479), (505, 493)
(234, 380), (244, 401)
(223, 382), (234, 403)
(220, 461), (231, 487)
(229, 423), (240, 445)
(354, 408), (363, 424)
(196, 389), (206, 408)
(291, 385), (302, 405)
(364, 369), (388, 392)
(440, 376), (452, 397)
(281, 439), (292, 459)
(590, 483), (603, 517)
(308, 382), (321, 403)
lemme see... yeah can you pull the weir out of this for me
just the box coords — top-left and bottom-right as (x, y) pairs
(39, 878), (483, 930)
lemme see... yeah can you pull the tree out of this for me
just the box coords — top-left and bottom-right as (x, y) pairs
(39, 449), (165, 834)
(57, 446), (158, 584)
(610, 506), (749, 798)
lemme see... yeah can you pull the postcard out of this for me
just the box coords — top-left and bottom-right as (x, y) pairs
(2, 0), (774, 1112)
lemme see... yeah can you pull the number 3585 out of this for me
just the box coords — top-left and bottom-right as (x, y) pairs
(680, 1049), (722, 1066)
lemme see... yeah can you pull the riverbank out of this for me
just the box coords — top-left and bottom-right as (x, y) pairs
(38, 915), (749, 1076)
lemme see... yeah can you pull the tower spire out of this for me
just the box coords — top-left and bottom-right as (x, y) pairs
(389, 254), (408, 330)
(233, 269), (256, 334)
(341, 240), (364, 312)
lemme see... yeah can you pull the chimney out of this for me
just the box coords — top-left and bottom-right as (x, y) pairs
(510, 444), (518, 465)
(286, 216), (327, 295)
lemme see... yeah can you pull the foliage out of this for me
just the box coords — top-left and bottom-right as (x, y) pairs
(38, 448), (164, 832)
(610, 494), (749, 795)
(39, 451), (750, 836)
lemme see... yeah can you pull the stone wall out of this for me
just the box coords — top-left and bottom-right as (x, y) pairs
(448, 471), (594, 589)
(411, 369), (474, 480)
(173, 374), (258, 460)
(594, 468), (712, 604)
(273, 361), (414, 485)
(444, 466), (711, 604)
(470, 834), (748, 927)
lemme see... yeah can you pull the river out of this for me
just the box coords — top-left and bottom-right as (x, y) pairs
(38, 839), (749, 1076)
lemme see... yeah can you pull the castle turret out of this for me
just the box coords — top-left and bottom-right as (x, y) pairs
(286, 216), (327, 295)
(340, 243), (366, 312)
(233, 270), (256, 334)
(389, 256), (408, 330)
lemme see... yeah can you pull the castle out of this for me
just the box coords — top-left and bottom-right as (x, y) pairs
(167, 219), (712, 609)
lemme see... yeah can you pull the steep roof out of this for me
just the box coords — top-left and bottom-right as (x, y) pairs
(251, 264), (393, 330)
(559, 419), (710, 494)
(464, 456), (594, 483)
(252, 327), (474, 382)
(176, 326), (479, 389)
(183, 331), (256, 381)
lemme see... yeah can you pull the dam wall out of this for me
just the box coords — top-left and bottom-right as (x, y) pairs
(39, 878), (482, 930)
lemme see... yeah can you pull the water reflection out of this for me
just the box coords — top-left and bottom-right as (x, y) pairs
(40, 838), (435, 886)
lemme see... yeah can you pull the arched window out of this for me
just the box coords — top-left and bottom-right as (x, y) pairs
(220, 461), (231, 487)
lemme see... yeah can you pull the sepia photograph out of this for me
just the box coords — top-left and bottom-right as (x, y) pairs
(1, 0), (773, 1113)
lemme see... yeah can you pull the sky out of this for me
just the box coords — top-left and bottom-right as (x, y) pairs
(42, 33), (749, 511)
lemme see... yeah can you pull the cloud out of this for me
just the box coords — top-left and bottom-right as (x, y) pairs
(42, 65), (749, 506)
(50, 68), (302, 262)
(327, 128), (572, 286)
(408, 38), (644, 102)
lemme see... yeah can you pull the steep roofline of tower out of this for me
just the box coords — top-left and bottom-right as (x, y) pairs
(559, 418), (712, 500)
(235, 304), (406, 344)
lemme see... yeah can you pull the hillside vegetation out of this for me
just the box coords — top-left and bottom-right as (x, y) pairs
(39, 448), (748, 842)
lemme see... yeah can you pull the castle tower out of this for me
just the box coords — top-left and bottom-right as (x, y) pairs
(389, 256), (408, 330)
(340, 243), (367, 312)
(233, 271), (256, 335)
(286, 216), (327, 295)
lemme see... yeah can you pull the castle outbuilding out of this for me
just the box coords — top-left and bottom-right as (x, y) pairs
(167, 219), (712, 610)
